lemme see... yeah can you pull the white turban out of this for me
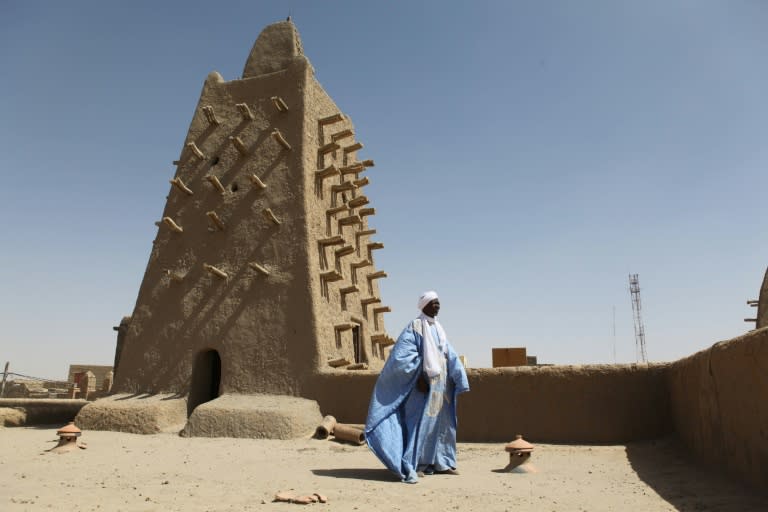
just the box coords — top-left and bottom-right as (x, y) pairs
(416, 290), (447, 378)
(417, 290), (439, 312)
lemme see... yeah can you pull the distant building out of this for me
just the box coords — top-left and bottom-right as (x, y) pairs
(492, 347), (538, 367)
(68, 365), (113, 391)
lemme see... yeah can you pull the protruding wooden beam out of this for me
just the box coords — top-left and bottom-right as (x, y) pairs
(201, 105), (220, 126)
(271, 96), (288, 112)
(367, 270), (387, 284)
(162, 217), (183, 233)
(327, 205), (349, 217)
(353, 177), (369, 188)
(350, 260), (371, 284)
(331, 182), (356, 194)
(331, 129), (354, 142)
(320, 270), (344, 282)
(229, 136), (248, 156)
(186, 142), (205, 160)
(371, 333), (394, 347)
(343, 142), (363, 153)
(325, 205), (349, 235)
(206, 175), (226, 194)
(335, 245), (355, 264)
(169, 177), (193, 196)
(318, 235), (345, 246)
(361, 296), (382, 320)
(206, 211), (225, 230)
(248, 262), (270, 275)
(362, 159), (375, 168)
(318, 142), (340, 155)
(203, 263), (228, 279)
(350, 260), (372, 271)
(318, 113), (344, 125)
(339, 163), (364, 176)
(355, 229), (376, 249)
(315, 164), (340, 181)
(263, 208), (281, 225)
(340, 285), (359, 297)
(347, 196), (369, 209)
(359, 208), (375, 218)
(372, 306), (391, 331)
(248, 174), (267, 189)
(272, 129), (291, 150)
(236, 103), (254, 121)
(367, 242), (384, 261)
(328, 357), (351, 368)
(338, 215), (362, 229)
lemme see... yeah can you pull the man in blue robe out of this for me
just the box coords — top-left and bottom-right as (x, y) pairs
(364, 291), (470, 483)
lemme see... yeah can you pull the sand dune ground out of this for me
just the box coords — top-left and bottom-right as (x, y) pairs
(1, 426), (765, 511)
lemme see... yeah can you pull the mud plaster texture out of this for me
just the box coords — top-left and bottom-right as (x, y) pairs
(75, 394), (187, 434)
(0, 399), (87, 426)
(667, 326), (768, 491)
(113, 20), (389, 404)
(305, 365), (671, 443)
(181, 393), (321, 439)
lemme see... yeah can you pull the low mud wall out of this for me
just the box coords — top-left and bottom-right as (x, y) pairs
(308, 364), (671, 443)
(667, 327), (768, 490)
(460, 364), (670, 443)
(0, 399), (87, 426)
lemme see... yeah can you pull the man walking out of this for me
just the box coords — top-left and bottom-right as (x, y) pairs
(364, 291), (470, 483)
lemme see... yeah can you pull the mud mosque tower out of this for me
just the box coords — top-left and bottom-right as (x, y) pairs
(110, 20), (393, 420)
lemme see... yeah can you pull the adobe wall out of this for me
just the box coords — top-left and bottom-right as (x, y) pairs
(307, 363), (672, 443)
(666, 327), (768, 490)
(0, 399), (87, 426)
(112, 21), (390, 399)
(113, 58), (317, 396)
(302, 77), (390, 371)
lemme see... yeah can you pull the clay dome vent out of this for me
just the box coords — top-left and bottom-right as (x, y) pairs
(57, 422), (82, 438)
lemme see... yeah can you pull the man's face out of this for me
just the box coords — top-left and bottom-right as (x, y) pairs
(422, 299), (440, 318)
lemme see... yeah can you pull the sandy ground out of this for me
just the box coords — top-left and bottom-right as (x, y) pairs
(1, 426), (766, 512)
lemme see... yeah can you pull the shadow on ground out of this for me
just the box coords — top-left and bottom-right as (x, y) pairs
(311, 468), (399, 482)
(625, 438), (768, 511)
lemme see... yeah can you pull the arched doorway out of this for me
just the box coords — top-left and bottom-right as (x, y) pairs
(188, 349), (221, 416)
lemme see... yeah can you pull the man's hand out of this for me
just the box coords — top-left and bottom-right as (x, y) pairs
(416, 374), (429, 393)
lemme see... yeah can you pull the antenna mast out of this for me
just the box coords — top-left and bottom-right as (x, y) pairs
(628, 274), (647, 363)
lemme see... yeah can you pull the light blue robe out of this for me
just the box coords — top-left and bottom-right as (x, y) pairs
(364, 319), (470, 483)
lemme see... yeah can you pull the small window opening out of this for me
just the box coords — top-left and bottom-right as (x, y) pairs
(353, 326), (362, 363)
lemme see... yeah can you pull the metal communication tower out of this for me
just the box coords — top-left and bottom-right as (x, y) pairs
(628, 274), (648, 363)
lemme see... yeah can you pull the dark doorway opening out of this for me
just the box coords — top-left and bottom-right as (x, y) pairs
(188, 349), (221, 416)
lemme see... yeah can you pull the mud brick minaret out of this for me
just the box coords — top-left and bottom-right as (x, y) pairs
(112, 20), (393, 412)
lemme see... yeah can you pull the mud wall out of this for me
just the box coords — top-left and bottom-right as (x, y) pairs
(0, 399), (87, 426)
(308, 363), (671, 443)
(666, 327), (768, 490)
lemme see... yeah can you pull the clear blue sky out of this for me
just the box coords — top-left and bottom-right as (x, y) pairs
(1, 1), (766, 380)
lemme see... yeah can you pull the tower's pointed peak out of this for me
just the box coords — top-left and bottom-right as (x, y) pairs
(242, 20), (305, 78)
